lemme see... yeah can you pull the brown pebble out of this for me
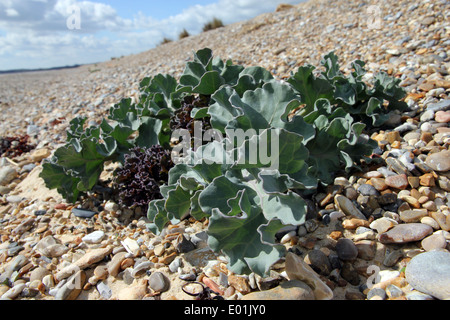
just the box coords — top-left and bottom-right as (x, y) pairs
(329, 231), (343, 240)
(419, 173), (435, 187)
(120, 258), (135, 270)
(385, 174), (409, 190)
(160, 252), (177, 265)
(342, 218), (370, 230)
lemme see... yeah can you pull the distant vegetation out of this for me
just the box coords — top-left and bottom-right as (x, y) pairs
(159, 37), (173, 45)
(178, 29), (190, 40)
(202, 17), (224, 32)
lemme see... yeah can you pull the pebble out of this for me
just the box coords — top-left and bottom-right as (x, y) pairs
(335, 239), (358, 261)
(399, 209), (428, 223)
(228, 275), (251, 294)
(304, 250), (332, 275)
(334, 195), (367, 220)
(1, 283), (26, 300)
(29, 267), (50, 282)
(370, 217), (398, 234)
(405, 251), (450, 300)
(242, 280), (315, 300)
(131, 261), (153, 278)
(149, 272), (170, 293)
(168, 257), (182, 273)
(378, 223), (433, 244)
(420, 216), (441, 230)
(355, 240), (376, 261)
(82, 230), (105, 244)
(285, 252), (333, 300)
(385, 284), (403, 299)
(427, 99), (450, 112)
(72, 208), (97, 219)
(383, 250), (403, 267)
(96, 281), (112, 299)
(435, 111), (450, 123)
(357, 184), (379, 196)
(425, 150), (450, 172)
(35, 236), (68, 258)
(107, 252), (127, 278)
(367, 287), (387, 300)
(56, 246), (113, 281)
(406, 291), (435, 300)
(421, 233), (447, 251)
(385, 174), (409, 190)
(0, 166), (18, 186)
(55, 270), (86, 300)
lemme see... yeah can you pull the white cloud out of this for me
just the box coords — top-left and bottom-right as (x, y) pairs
(5, 8), (19, 17)
(0, 0), (304, 70)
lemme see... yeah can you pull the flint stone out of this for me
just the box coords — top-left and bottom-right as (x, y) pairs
(335, 238), (358, 261)
(55, 270), (86, 300)
(334, 195), (367, 220)
(421, 233), (447, 251)
(72, 208), (97, 219)
(149, 272), (170, 293)
(35, 236), (68, 258)
(56, 246), (113, 281)
(0, 166), (18, 186)
(405, 251), (450, 300)
(427, 99), (450, 112)
(241, 280), (315, 300)
(425, 150), (450, 172)
(82, 230), (105, 244)
(378, 223), (433, 244)
(285, 252), (333, 300)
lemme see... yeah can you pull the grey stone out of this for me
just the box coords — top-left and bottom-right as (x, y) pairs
(96, 281), (112, 299)
(0, 166), (18, 186)
(357, 184), (380, 196)
(305, 250), (332, 276)
(367, 287), (386, 300)
(0, 255), (28, 284)
(383, 250), (403, 267)
(340, 262), (360, 285)
(334, 195), (367, 220)
(149, 272), (170, 293)
(427, 99), (450, 112)
(35, 236), (68, 258)
(176, 235), (196, 253)
(335, 238), (358, 261)
(82, 230), (105, 244)
(425, 150), (450, 172)
(378, 223), (433, 244)
(405, 251), (450, 300)
(131, 261), (153, 278)
(406, 291), (435, 300)
(242, 280), (315, 300)
(29, 267), (50, 282)
(72, 208), (97, 219)
(394, 123), (417, 133)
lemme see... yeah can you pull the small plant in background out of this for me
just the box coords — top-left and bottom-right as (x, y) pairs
(160, 37), (173, 45)
(202, 17), (224, 32)
(178, 28), (190, 40)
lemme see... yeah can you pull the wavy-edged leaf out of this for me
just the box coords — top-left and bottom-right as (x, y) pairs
(207, 189), (285, 276)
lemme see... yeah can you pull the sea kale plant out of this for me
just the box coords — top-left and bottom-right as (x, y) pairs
(40, 48), (407, 276)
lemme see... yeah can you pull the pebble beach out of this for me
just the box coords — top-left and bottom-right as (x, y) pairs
(0, 0), (449, 301)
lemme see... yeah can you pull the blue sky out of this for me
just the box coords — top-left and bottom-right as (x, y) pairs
(99, 0), (217, 20)
(0, 0), (304, 71)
